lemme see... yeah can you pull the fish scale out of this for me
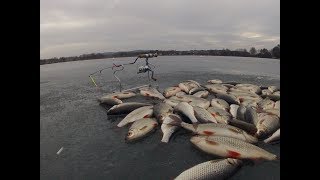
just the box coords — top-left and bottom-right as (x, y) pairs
(175, 158), (242, 180)
(191, 135), (277, 161)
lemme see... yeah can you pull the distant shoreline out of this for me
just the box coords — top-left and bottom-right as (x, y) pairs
(40, 49), (280, 65)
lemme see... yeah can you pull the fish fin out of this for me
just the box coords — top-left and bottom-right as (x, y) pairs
(163, 114), (182, 126)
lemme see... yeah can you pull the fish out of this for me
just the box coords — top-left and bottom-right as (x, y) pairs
(193, 106), (218, 123)
(140, 87), (165, 100)
(176, 95), (210, 109)
(163, 99), (181, 107)
(165, 116), (257, 143)
(223, 81), (239, 86)
(102, 91), (136, 99)
(204, 84), (228, 94)
(261, 89), (272, 97)
(153, 102), (174, 123)
(255, 113), (280, 138)
(161, 114), (181, 143)
(207, 107), (232, 124)
(216, 93), (240, 105)
(236, 105), (247, 122)
(211, 98), (230, 111)
(257, 99), (275, 110)
(268, 86), (279, 93)
(117, 106), (154, 127)
(189, 87), (206, 95)
(234, 84), (261, 94)
(163, 86), (181, 98)
(193, 90), (209, 98)
(174, 102), (198, 123)
(207, 79), (223, 84)
(274, 100), (280, 109)
(229, 89), (259, 97)
(245, 107), (259, 125)
(228, 118), (257, 135)
(240, 100), (258, 108)
(273, 91), (280, 96)
(98, 96), (123, 105)
(174, 158), (242, 180)
(221, 84), (235, 88)
(267, 94), (280, 101)
(179, 82), (195, 93)
(229, 104), (239, 118)
(125, 118), (158, 142)
(175, 91), (187, 97)
(236, 95), (262, 103)
(264, 129), (280, 144)
(262, 108), (280, 118)
(186, 80), (201, 87)
(107, 102), (152, 115)
(190, 135), (278, 161)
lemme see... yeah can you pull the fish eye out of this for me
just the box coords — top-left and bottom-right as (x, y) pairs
(127, 131), (134, 137)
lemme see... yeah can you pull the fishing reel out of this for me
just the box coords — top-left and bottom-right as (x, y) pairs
(137, 65), (151, 74)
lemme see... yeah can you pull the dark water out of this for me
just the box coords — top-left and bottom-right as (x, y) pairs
(40, 56), (280, 180)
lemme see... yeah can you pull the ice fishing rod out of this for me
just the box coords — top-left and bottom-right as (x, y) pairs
(88, 51), (159, 92)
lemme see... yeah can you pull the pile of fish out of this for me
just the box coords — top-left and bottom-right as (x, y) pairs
(98, 79), (280, 180)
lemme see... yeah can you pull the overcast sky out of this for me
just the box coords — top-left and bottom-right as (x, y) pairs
(40, 0), (279, 59)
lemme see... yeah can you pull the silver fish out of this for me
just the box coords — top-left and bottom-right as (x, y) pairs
(153, 102), (173, 123)
(268, 86), (279, 93)
(189, 87), (206, 95)
(174, 102), (198, 123)
(161, 114), (181, 143)
(177, 95), (210, 109)
(236, 105), (247, 122)
(179, 82), (195, 93)
(163, 99), (181, 107)
(98, 96), (123, 105)
(245, 107), (259, 125)
(163, 86), (181, 98)
(193, 106), (218, 123)
(216, 93), (240, 105)
(211, 98), (230, 111)
(186, 80), (201, 87)
(274, 101), (280, 109)
(261, 108), (280, 118)
(257, 99), (275, 110)
(229, 104), (240, 118)
(174, 158), (242, 180)
(102, 91), (136, 99)
(207, 79), (223, 84)
(165, 116), (257, 143)
(117, 106), (154, 127)
(267, 94), (280, 101)
(256, 113), (280, 138)
(207, 107), (232, 124)
(234, 84), (261, 94)
(175, 91), (187, 97)
(125, 118), (158, 142)
(221, 83), (235, 88)
(205, 84), (228, 94)
(107, 102), (152, 115)
(193, 90), (209, 98)
(190, 135), (278, 161)
(261, 89), (272, 98)
(240, 100), (258, 108)
(140, 87), (165, 100)
(264, 128), (280, 144)
(228, 118), (257, 135)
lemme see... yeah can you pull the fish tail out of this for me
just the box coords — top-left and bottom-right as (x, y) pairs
(163, 115), (182, 126)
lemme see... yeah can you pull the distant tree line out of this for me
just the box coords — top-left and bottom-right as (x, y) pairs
(40, 44), (280, 65)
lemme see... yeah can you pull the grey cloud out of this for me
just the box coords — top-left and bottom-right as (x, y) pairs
(41, 0), (279, 58)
